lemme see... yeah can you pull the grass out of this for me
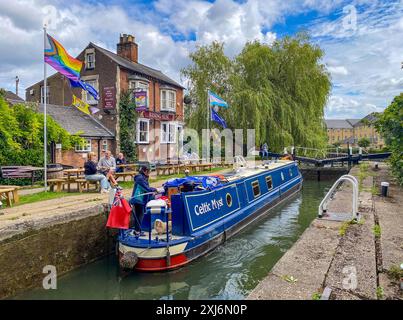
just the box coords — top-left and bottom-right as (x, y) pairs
(387, 265), (403, 281)
(339, 219), (358, 236)
(372, 224), (381, 238)
(358, 163), (370, 191)
(376, 286), (384, 300)
(281, 275), (298, 283)
(17, 191), (81, 206)
(312, 292), (322, 300)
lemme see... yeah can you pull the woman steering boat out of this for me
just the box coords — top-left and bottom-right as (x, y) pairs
(116, 158), (302, 272)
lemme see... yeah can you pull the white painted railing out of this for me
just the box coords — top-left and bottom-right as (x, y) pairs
(318, 174), (359, 220)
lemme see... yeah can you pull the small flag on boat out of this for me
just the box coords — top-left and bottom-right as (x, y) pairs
(211, 107), (227, 129)
(208, 90), (228, 108)
(44, 34), (83, 82)
(106, 188), (131, 229)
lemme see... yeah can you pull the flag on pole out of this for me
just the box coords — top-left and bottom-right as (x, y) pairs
(69, 79), (99, 101)
(211, 107), (227, 128)
(208, 90), (228, 108)
(44, 34), (82, 82)
(72, 95), (91, 115)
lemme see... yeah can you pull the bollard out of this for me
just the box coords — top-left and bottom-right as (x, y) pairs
(381, 182), (389, 197)
(374, 162), (379, 170)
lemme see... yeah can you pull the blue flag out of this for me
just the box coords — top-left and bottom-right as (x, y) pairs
(211, 107), (227, 128)
(69, 79), (99, 101)
(208, 90), (228, 108)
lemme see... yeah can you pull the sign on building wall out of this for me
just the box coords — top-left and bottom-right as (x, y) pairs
(135, 91), (147, 110)
(103, 86), (116, 109)
(136, 110), (175, 121)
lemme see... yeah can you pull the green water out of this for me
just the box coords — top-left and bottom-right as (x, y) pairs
(16, 180), (333, 300)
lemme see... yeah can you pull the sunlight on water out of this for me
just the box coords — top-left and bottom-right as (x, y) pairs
(16, 180), (333, 300)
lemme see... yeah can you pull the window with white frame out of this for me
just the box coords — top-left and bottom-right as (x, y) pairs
(137, 118), (149, 144)
(40, 86), (50, 103)
(75, 139), (92, 152)
(102, 139), (108, 151)
(160, 89), (176, 111)
(86, 52), (95, 69)
(161, 122), (176, 143)
(83, 79), (98, 105)
(129, 80), (149, 109)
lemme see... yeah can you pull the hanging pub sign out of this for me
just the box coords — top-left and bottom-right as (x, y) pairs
(134, 91), (147, 110)
(103, 86), (116, 109)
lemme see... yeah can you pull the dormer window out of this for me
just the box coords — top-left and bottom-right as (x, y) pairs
(85, 49), (95, 69)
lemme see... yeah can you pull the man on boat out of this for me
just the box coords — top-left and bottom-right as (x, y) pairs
(130, 166), (157, 236)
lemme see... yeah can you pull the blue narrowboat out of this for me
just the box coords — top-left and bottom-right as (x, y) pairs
(118, 160), (302, 271)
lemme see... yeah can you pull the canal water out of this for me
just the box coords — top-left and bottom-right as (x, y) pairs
(17, 180), (333, 300)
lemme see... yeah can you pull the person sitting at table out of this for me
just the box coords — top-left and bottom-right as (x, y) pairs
(98, 150), (118, 186)
(84, 152), (110, 193)
(115, 152), (126, 173)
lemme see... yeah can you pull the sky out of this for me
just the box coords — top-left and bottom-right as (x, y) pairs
(0, 0), (402, 119)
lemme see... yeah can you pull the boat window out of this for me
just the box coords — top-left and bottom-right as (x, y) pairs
(289, 168), (293, 177)
(226, 193), (233, 207)
(281, 172), (285, 181)
(252, 181), (261, 198)
(266, 176), (273, 190)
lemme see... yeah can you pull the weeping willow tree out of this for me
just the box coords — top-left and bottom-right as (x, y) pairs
(181, 33), (331, 152)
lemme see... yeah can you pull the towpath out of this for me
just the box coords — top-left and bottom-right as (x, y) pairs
(248, 162), (402, 300)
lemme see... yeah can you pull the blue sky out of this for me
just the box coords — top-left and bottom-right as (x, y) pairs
(0, 0), (402, 119)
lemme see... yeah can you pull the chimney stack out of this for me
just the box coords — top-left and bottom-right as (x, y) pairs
(117, 33), (138, 63)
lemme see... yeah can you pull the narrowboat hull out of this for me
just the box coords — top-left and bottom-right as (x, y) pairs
(118, 161), (303, 272)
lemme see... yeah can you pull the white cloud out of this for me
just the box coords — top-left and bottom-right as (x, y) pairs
(327, 66), (349, 75)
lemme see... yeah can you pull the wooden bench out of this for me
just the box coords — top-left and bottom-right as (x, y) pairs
(0, 186), (20, 207)
(115, 171), (136, 182)
(0, 166), (43, 186)
(75, 179), (101, 193)
(47, 178), (67, 192)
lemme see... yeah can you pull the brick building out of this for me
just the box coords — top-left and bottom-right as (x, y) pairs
(26, 34), (185, 163)
(324, 113), (384, 149)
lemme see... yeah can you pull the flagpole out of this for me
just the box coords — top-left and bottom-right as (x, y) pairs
(206, 90), (210, 163)
(43, 25), (48, 192)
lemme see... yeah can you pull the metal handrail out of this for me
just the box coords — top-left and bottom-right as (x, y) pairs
(318, 174), (359, 220)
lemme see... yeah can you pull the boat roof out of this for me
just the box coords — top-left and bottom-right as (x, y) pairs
(224, 160), (295, 182)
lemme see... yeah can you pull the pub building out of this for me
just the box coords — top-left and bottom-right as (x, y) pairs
(26, 34), (185, 164)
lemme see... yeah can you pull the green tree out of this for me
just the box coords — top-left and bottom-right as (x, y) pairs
(358, 137), (371, 149)
(375, 93), (403, 185)
(181, 41), (232, 133)
(181, 33), (331, 152)
(0, 92), (82, 167)
(119, 91), (137, 162)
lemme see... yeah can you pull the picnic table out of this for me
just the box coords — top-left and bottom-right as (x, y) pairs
(63, 168), (85, 192)
(0, 166), (44, 186)
(0, 185), (20, 207)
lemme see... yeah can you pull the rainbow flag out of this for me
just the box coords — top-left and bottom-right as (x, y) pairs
(44, 34), (82, 82)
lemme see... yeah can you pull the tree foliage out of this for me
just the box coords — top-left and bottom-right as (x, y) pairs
(0, 91), (82, 166)
(358, 137), (371, 148)
(119, 90), (138, 162)
(375, 93), (403, 185)
(181, 33), (331, 152)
